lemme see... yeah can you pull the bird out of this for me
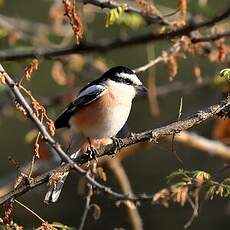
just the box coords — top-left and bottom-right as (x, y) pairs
(44, 66), (147, 203)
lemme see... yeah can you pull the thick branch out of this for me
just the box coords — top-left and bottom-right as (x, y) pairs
(75, 95), (230, 164)
(0, 93), (229, 204)
(0, 6), (229, 61)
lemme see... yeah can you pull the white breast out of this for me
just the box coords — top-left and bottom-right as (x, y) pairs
(98, 80), (135, 138)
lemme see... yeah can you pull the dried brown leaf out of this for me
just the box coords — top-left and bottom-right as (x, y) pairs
(46, 119), (56, 136)
(34, 142), (40, 158)
(63, 0), (84, 43)
(193, 65), (202, 84)
(48, 171), (68, 188)
(49, 1), (65, 32)
(178, 0), (188, 19)
(31, 98), (45, 116)
(166, 55), (178, 81)
(171, 19), (186, 28)
(152, 188), (170, 207)
(51, 61), (67, 85)
(15, 101), (27, 116)
(91, 203), (101, 220)
(213, 119), (230, 142)
(172, 186), (188, 206)
(40, 222), (56, 230)
(3, 199), (14, 225)
(218, 43), (229, 62)
(0, 73), (6, 84)
(136, 0), (162, 18)
(23, 59), (39, 81)
(208, 50), (219, 62)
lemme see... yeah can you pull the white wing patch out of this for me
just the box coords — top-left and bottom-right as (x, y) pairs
(78, 84), (106, 98)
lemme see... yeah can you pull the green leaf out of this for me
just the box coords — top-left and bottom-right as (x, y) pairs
(105, 4), (127, 28)
(167, 169), (186, 183)
(192, 170), (210, 181)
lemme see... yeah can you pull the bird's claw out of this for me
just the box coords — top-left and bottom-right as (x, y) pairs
(86, 146), (98, 161)
(111, 137), (123, 153)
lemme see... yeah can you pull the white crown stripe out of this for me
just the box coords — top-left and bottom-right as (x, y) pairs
(116, 72), (142, 85)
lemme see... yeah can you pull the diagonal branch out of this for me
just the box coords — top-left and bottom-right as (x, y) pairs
(0, 64), (133, 204)
(0, 64), (229, 205)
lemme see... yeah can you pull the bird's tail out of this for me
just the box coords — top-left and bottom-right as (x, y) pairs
(44, 131), (86, 204)
(44, 149), (81, 204)
(44, 169), (69, 204)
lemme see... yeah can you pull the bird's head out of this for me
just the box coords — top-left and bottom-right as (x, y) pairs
(102, 66), (147, 97)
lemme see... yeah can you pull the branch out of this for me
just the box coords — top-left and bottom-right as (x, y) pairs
(0, 64), (134, 204)
(108, 159), (143, 230)
(78, 173), (94, 230)
(0, 64), (229, 205)
(0, 91), (228, 204)
(173, 131), (230, 160)
(82, 0), (168, 25)
(191, 30), (230, 43)
(0, 6), (229, 61)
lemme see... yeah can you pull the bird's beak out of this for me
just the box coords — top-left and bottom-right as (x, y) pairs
(135, 85), (148, 96)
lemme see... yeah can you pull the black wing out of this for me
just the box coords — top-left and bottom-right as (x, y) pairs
(55, 85), (106, 129)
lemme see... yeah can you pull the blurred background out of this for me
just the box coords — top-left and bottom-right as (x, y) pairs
(0, 0), (230, 229)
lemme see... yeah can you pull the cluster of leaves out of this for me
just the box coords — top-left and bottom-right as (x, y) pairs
(105, 4), (127, 28)
(153, 169), (230, 208)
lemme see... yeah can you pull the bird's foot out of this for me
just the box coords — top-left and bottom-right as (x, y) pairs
(86, 145), (98, 162)
(111, 137), (123, 153)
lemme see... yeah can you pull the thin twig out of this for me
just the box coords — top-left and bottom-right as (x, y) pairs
(134, 39), (182, 73)
(134, 56), (163, 73)
(171, 96), (184, 167)
(78, 174), (94, 230)
(184, 196), (199, 229)
(15, 199), (46, 223)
